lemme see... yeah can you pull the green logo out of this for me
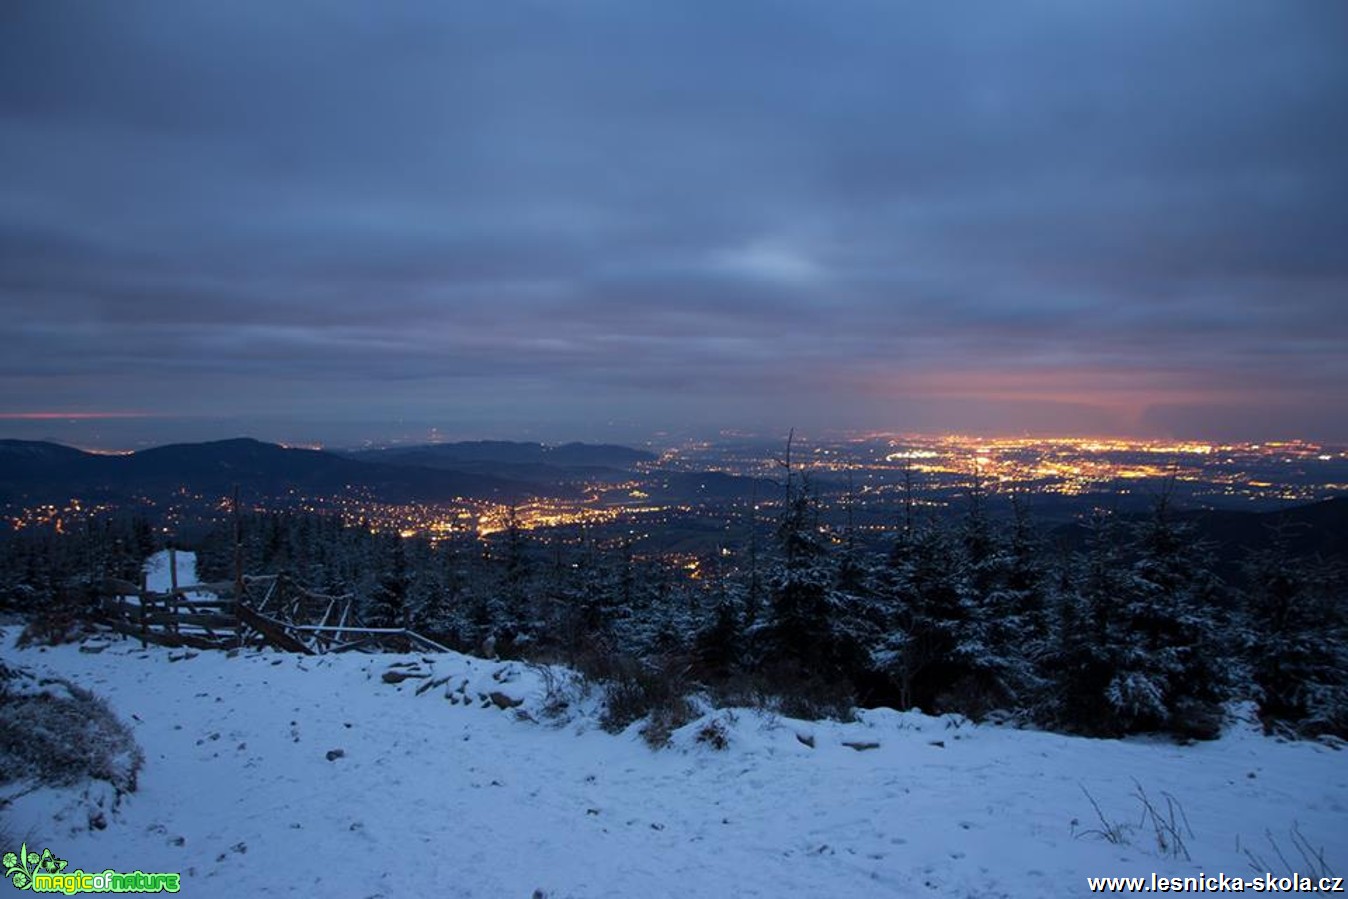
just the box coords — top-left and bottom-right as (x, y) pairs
(3, 844), (65, 891)
(3, 845), (179, 894)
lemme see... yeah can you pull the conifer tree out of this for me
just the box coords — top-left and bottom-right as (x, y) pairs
(1243, 528), (1348, 737)
(1112, 492), (1231, 736)
(1039, 509), (1130, 734)
(366, 535), (409, 628)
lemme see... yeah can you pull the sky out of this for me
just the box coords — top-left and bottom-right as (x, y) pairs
(2, 1), (1346, 449)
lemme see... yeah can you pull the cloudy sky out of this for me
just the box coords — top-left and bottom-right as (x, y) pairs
(2, 1), (1345, 448)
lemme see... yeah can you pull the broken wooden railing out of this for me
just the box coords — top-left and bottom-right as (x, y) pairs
(92, 571), (450, 656)
(95, 576), (239, 650)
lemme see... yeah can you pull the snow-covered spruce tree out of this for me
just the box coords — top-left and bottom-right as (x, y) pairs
(870, 517), (919, 709)
(604, 537), (651, 653)
(830, 549), (893, 706)
(536, 539), (605, 664)
(882, 516), (952, 712)
(950, 482), (1042, 715)
(694, 591), (747, 680)
(430, 539), (491, 650)
(829, 477), (896, 700)
(1038, 509), (1132, 735)
(364, 534), (409, 628)
(878, 481), (1042, 719)
(885, 512), (1005, 716)
(1002, 497), (1054, 654)
(754, 478), (865, 716)
(1042, 495), (1234, 738)
(1112, 492), (1234, 738)
(400, 538), (443, 634)
(686, 544), (744, 678)
(478, 505), (534, 654)
(0, 529), (60, 613)
(640, 569), (700, 659)
(1242, 529), (1348, 737)
(517, 536), (580, 660)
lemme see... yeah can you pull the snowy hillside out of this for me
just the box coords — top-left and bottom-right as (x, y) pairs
(141, 549), (207, 597)
(2, 627), (1345, 898)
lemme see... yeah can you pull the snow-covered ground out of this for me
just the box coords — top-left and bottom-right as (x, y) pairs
(2, 557), (1345, 897)
(117, 549), (215, 611)
(141, 550), (208, 597)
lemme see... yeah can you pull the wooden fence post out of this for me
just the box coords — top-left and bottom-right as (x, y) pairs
(168, 546), (179, 635)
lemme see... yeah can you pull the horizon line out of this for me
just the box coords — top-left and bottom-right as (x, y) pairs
(2, 430), (1341, 456)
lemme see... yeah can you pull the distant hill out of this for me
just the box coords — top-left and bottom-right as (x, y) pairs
(346, 441), (773, 500)
(1176, 496), (1348, 567)
(0, 438), (555, 505)
(344, 440), (657, 484)
(0, 440), (109, 485)
(349, 440), (654, 466)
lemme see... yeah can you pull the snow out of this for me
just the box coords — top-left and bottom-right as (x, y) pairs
(142, 550), (200, 595)
(3, 583), (1346, 896)
(117, 550), (213, 610)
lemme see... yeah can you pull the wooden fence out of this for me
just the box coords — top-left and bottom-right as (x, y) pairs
(95, 576), (239, 650)
(92, 566), (449, 656)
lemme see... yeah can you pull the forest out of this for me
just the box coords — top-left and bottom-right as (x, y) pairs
(3, 477), (1345, 744)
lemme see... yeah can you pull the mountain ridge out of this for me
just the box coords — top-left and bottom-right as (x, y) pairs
(0, 437), (608, 505)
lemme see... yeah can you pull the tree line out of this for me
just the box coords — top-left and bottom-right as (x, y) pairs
(2, 481), (1344, 740)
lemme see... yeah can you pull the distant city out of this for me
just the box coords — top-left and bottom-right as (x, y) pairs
(5, 434), (1346, 558)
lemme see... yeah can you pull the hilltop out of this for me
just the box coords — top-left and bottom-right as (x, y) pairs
(0, 438), (660, 507)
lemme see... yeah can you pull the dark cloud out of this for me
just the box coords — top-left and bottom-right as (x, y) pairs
(1, 0), (1345, 445)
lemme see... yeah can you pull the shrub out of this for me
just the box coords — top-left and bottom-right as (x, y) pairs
(0, 675), (143, 794)
(694, 715), (732, 750)
(598, 654), (694, 743)
(17, 587), (95, 648)
(639, 695), (696, 749)
(751, 661), (857, 722)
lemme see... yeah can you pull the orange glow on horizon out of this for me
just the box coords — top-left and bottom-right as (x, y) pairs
(0, 411), (156, 420)
(857, 367), (1289, 416)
